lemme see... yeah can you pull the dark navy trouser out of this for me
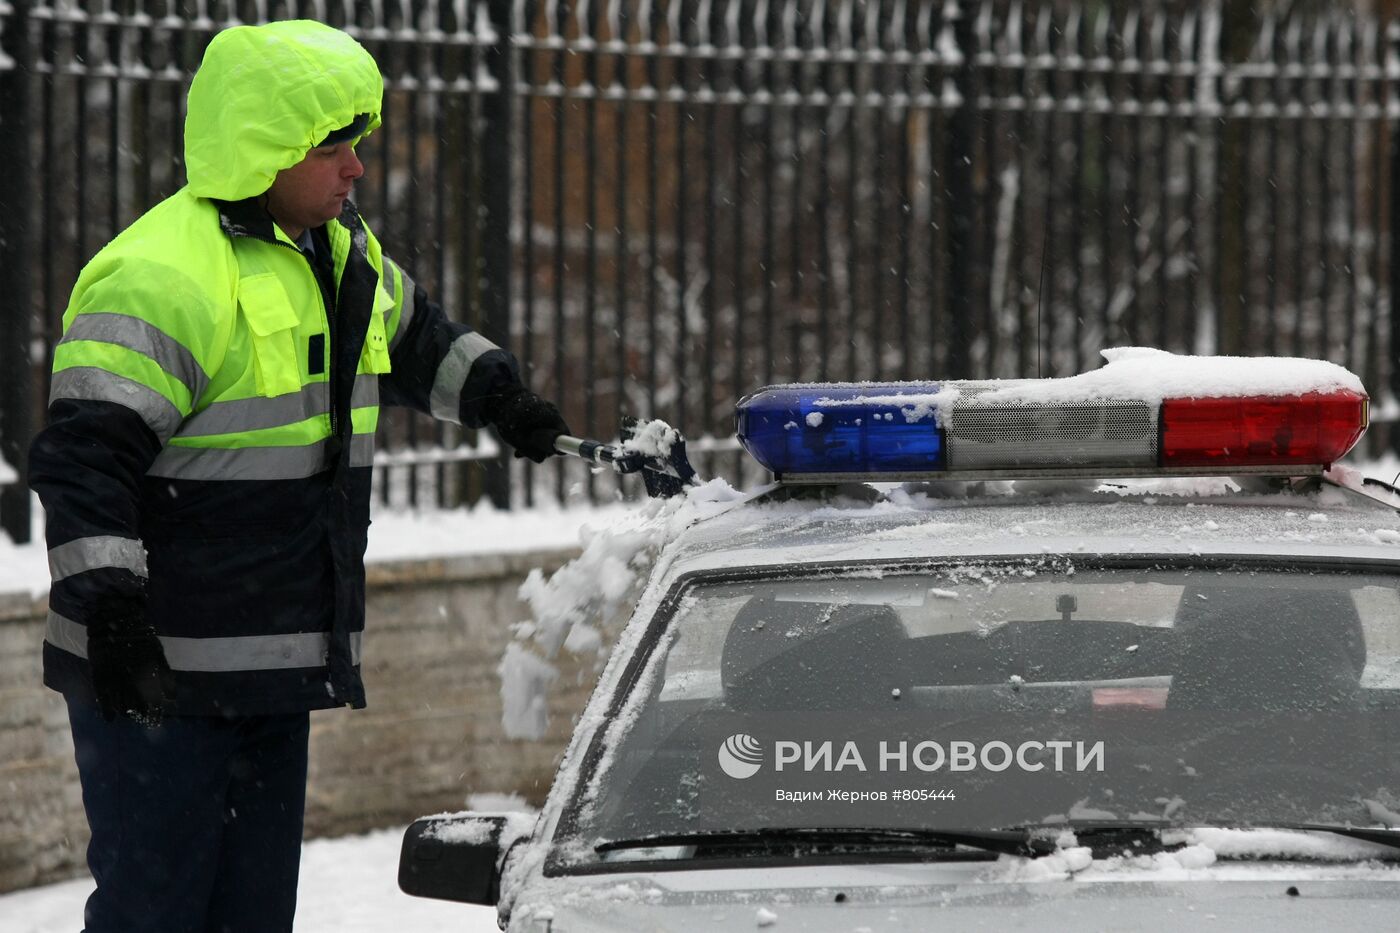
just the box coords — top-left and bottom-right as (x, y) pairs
(67, 698), (311, 933)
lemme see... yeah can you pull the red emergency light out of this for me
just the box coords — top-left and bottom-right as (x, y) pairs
(1161, 391), (1369, 468)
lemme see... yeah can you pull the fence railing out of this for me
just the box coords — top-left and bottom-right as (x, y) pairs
(2, 0), (1399, 544)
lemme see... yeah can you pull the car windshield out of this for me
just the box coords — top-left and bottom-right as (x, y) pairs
(561, 559), (1400, 863)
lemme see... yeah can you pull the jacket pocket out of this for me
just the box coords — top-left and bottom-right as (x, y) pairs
(239, 273), (303, 397)
(359, 284), (394, 375)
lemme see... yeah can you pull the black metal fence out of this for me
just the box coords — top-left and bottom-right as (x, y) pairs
(2, 0), (1399, 544)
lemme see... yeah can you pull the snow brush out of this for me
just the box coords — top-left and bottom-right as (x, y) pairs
(553, 416), (700, 498)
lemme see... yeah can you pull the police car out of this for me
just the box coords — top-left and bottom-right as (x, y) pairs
(400, 350), (1400, 930)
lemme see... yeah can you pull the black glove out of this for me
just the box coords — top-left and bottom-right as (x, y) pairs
(487, 385), (571, 463)
(88, 610), (174, 726)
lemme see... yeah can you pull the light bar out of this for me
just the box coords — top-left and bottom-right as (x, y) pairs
(735, 382), (1369, 481)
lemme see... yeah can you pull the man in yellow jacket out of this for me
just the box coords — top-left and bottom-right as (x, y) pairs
(27, 20), (567, 931)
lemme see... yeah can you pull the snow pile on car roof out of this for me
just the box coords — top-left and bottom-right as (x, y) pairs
(813, 347), (1365, 423)
(984, 347), (1363, 404)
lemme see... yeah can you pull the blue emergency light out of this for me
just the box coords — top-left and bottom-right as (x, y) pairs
(734, 384), (946, 476)
(735, 380), (1369, 482)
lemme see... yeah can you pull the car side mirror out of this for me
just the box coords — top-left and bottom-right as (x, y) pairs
(397, 812), (531, 905)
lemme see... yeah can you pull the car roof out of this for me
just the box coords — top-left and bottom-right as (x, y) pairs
(661, 469), (1400, 581)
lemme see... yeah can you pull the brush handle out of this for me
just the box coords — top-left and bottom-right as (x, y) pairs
(553, 435), (644, 473)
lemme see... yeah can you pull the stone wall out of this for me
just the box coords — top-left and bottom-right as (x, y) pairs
(0, 546), (591, 895)
(0, 589), (85, 894)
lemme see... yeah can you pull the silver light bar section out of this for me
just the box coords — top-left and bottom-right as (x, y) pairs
(944, 385), (1158, 471)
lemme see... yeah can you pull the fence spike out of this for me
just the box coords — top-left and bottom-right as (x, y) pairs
(1178, 6), (1197, 71)
(1282, 12), (1303, 67)
(725, 0), (742, 51)
(831, 0), (850, 49)
(1338, 8), (1349, 72)
(1147, 7), (1166, 63)
(636, 0), (653, 46)
(779, 0), (799, 51)
(1339, 10), (1356, 94)
(601, 0), (617, 43)
(751, 0), (767, 48)
(937, 0), (961, 69)
(697, 0), (714, 47)
(1310, 9), (1330, 69)
(667, 0), (684, 49)
(808, 0), (825, 51)
(1123, 7), (1143, 69)
(888, 0), (906, 53)
(576, 0), (594, 41)
(1252, 11), (1276, 64)
(1005, 0), (1023, 58)
(861, 0), (878, 52)
(1032, 0), (1053, 60)
(1088, 1), (1108, 62)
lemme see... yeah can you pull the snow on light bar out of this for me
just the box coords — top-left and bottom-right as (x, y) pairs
(734, 350), (1369, 481)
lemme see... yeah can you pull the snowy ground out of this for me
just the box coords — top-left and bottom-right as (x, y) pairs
(1, 826), (499, 932)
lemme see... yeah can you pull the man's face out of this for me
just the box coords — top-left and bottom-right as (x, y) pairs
(265, 141), (364, 236)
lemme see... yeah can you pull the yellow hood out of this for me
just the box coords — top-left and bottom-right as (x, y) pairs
(184, 20), (383, 201)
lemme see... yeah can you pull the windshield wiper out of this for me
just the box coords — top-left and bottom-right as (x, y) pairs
(596, 827), (1058, 859)
(1277, 823), (1400, 852)
(1004, 820), (1183, 856)
(596, 822), (1400, 868)
(1033, 820), (1400, 858)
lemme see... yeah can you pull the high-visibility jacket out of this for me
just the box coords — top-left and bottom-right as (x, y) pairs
(28, 21), (520, 715)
